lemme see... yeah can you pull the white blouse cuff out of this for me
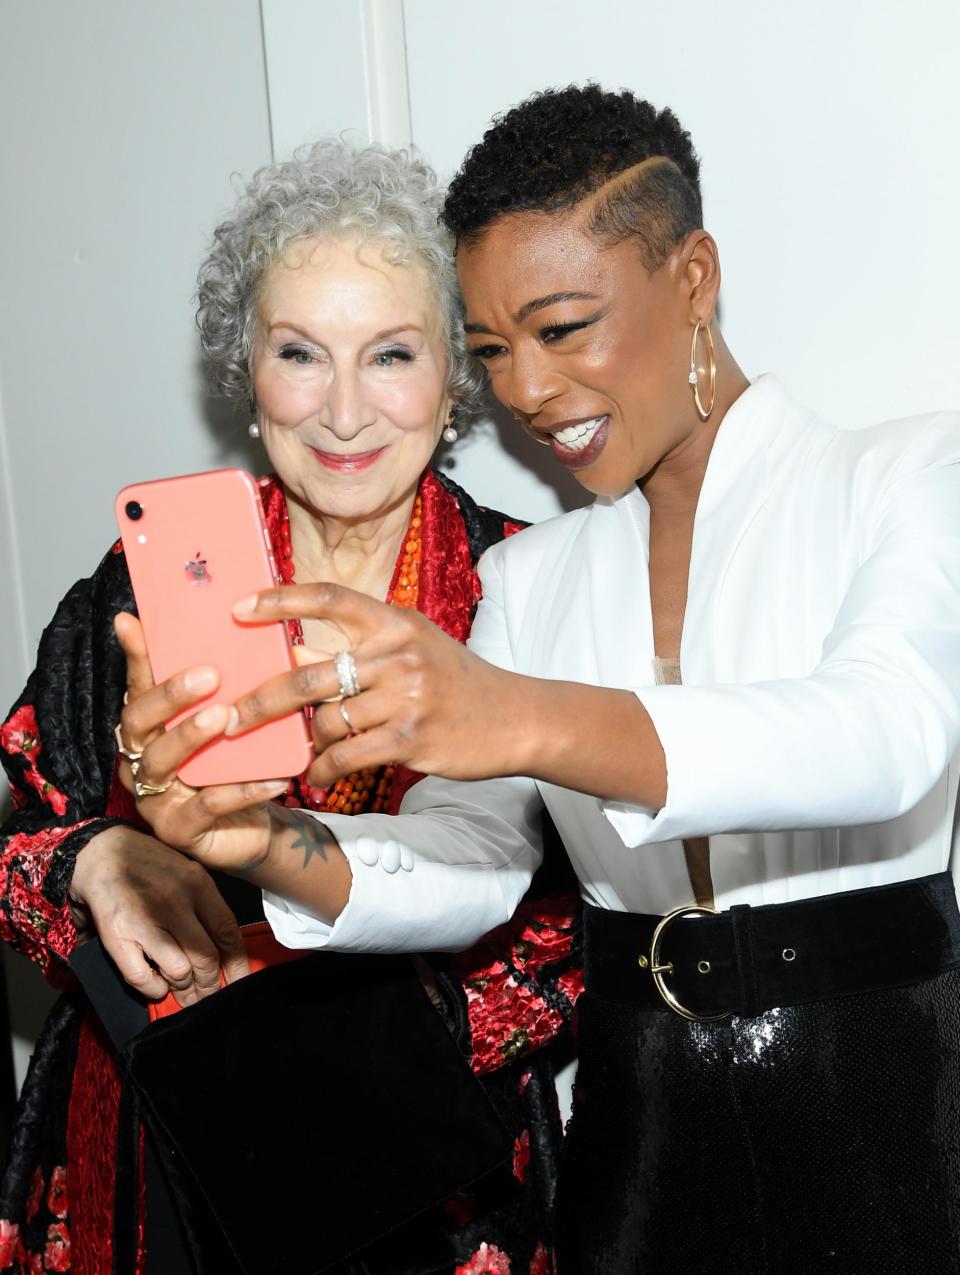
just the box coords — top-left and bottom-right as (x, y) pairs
(600, 685), (725, 848)
(263, 812), (519, 954)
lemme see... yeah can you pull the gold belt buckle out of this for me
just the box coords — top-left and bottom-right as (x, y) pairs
(639, 903), (730, 1023)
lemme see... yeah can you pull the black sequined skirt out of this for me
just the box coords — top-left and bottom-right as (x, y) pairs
(557, 893), (960, 1274)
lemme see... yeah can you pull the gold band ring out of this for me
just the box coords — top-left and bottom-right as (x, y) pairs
(338, 700), (358, 735)
(134, 778), (172, 799)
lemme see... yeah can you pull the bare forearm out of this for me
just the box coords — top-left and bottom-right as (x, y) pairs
(237, 804), (353, 923)
(509, 675), (667, 808)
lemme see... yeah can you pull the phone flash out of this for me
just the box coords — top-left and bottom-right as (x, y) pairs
(137, 534), (147, 544)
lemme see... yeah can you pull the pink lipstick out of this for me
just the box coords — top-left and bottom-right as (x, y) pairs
(310, 446), (386, 473)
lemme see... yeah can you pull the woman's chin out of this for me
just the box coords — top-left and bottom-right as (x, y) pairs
(567, 457), (642, 498)
(288, 471), (420, 526)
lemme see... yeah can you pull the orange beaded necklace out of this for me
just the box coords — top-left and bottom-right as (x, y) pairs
(268, 485), (422, 817)
(318, 493), (422, 816)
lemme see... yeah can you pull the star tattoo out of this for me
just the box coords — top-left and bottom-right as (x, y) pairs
(269, 805), (333, 869)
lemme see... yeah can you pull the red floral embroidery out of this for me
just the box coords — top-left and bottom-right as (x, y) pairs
(1, 705), (69, 815)
(529, 1242), (554, 1275)
(510, 910), (577, 975)
(0, 824), (92, 972)
(0, 706), (41, 761)
(0, 1219), (19, 1268)
(512, 1129), (530, 1184)
(455, 1241), (512, 1275)
(418, 470), (478, 645)
(25, 1167), (43, 1224)
(22, 769), (68, 816)
(457, 958), (565, 1076)
(452, 894), (581, 1073)
(46, 1165), (67, 1219)
(5, 859), (78, 970)
(4, 836), (47, 891)
(556, 967), (586, 1014)
(43, 1220), (70, 1272)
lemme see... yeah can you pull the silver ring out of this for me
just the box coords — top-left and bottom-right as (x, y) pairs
(334, 649), (360, 698)
(338, 700), (358, 735)
(134, 778), (172, 799)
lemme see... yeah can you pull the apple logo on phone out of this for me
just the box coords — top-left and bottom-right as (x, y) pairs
(185, 553), (212, 587)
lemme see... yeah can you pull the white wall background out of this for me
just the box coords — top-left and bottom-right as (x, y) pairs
(0, 0), (274, 1087)
(1, 0), (958, 1089)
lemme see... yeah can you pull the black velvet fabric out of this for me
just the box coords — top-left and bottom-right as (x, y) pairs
(31, 548), (133, 817)
(124, 955), (512, 1275)
(0, 993), (80, 1224)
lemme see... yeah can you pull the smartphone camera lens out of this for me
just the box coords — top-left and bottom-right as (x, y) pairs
(125, 500), (143, 521)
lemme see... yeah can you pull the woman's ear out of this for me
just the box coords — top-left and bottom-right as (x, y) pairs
(680, 230), (721, 324)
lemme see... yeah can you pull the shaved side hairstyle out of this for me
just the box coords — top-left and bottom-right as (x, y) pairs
(442, 84), (703, 272)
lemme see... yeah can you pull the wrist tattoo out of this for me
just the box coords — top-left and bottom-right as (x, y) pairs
(268, 805), (335, 869)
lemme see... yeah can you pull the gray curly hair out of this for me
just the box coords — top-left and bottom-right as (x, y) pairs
(196, 138), (484, 418)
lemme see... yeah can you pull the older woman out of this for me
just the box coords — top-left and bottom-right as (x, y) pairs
(0, 141), (579, 1275)
(126, 87), (960, 1273)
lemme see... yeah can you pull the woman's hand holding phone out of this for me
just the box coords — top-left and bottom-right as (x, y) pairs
(224, 583), (526, 787)
(113, 613), (289, 873)
(114, 612), (354, 921)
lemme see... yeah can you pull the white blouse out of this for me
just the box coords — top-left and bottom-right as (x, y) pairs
(265, 376), (960, 953)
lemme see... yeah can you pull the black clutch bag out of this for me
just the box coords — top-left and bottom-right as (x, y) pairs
(72, 940), (511, 1275)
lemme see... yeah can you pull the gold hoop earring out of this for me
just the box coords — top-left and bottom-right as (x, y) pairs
(688, 321), (716, 420)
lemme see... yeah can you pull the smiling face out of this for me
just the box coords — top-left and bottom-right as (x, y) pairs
(252, 235), (450, 524)
(457, 209), (707, 496)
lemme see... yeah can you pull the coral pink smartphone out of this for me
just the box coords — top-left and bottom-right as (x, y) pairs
(115, 468), (312, 787)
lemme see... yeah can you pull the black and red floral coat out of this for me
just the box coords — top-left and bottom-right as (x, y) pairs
(0, 469), (583, 1275)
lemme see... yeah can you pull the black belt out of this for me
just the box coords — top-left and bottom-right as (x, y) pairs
(584, 871), (960, 1022)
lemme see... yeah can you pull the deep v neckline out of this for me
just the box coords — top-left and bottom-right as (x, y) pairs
(652, 654), (715, 909)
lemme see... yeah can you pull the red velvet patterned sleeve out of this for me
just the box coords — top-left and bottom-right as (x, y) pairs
(0, 547), (135, 983)
(0, 701), (125, 983)
(450, 893), (584, 1077)
(0, 704), (90, 975)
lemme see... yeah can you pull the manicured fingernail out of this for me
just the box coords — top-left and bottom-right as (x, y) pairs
(195, 704), (227, 730)
(233, 594), (257, 617)
(223, 707), (240, 736)
(262, 780), (289, 794)
(185, 666), (217, 693)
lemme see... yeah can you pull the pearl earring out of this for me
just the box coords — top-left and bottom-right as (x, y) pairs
(248, 421), (260, 439)
(442, 408), (459, 444)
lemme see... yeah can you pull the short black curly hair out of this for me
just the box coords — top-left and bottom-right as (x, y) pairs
(442, 84), (703, 271)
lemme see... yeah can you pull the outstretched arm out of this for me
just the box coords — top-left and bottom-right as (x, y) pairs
(220, 583), (668, 807)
